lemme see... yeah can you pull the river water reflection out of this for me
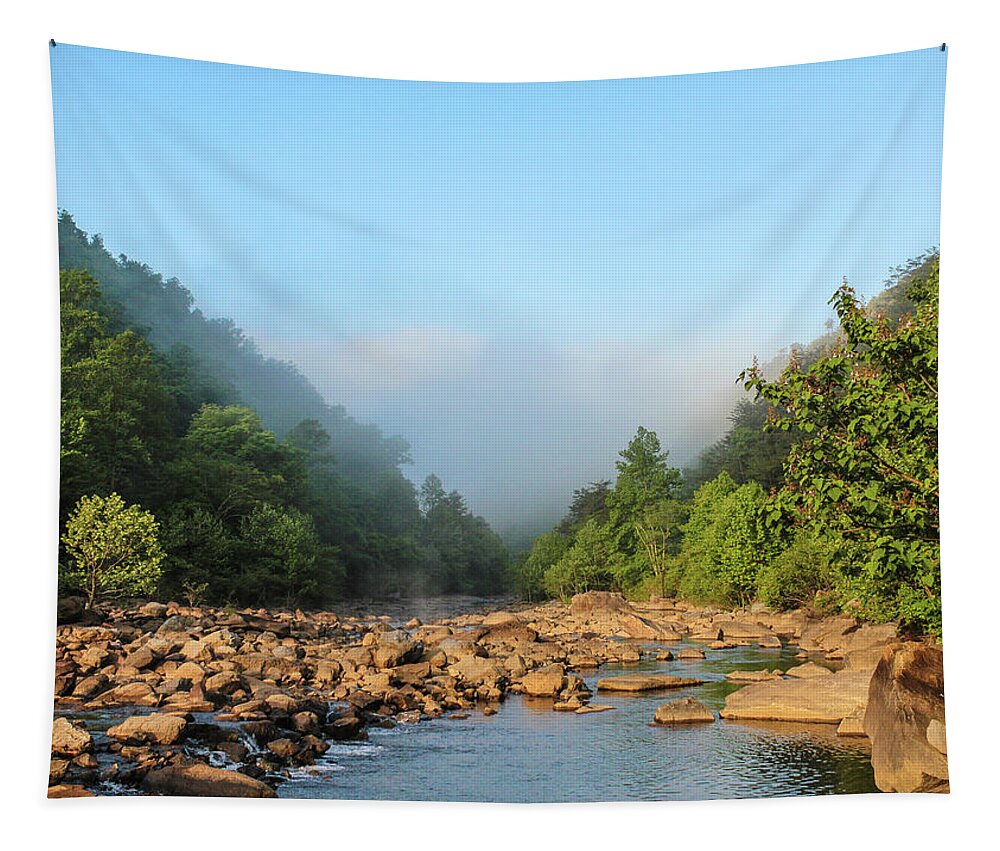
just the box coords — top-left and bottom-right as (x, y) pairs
(280, 641), (878, 802)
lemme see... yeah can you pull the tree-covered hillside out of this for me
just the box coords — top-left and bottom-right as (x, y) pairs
(57, 213), (508, 605)
(518, 253), (941, 635)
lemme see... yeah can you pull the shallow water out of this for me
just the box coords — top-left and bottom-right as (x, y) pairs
(279, 642), (878, 802)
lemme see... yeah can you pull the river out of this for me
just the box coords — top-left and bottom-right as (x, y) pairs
(277, 640), (877, 802)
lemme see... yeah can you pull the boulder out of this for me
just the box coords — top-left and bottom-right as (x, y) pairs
(142, 762), (277, 798)
(596, 674), (705, 692)
(570, 591), (630, 614)
(837, 704), (867, 737)
(721, 669), (872, 724)
(521, 664), (567, 696)
(51, 718), (92, 757)
(449, 655), (506, 687)
(481, 622), (539, 645)
(653, 697), (715, 724)
(677, 648), (706, 659)
(97, 681), (160, 707)
(125, 646), (156, 670)
(48, 784), (96, 798)
(106, 713), (187, 745)
(138, 601), (169, 618)
(718, 621), (776, 642)
(863, 642), (948, 793)
(785, 661), (834, 679)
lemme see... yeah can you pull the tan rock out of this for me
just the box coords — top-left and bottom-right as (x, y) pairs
(653, 697), (715, 724)
(725, 669), (783, 682)
(677, 648), (706, 659)
(837, 704), (868, 737)
(521, 664), (567, 696)
(721, 668), (872, 723)
(596, 674), (704, 692)
(106, 713), (187, 745)
(575, 704), (615, 714)
(449, 655), (507, 687)
(785, 661), (834, 679)
(51, 718), (92, 757)
(863, 642), (948, 793)
(570, 591), (629, 614)
(48, 784), (96, 798)
(175, 661), (207, 683)
(482, 611), (520, 626)
(142, 762), (277, 797)
(927, 719), (947, 755)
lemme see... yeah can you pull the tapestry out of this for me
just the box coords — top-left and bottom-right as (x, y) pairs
(48, 43), (947, 801)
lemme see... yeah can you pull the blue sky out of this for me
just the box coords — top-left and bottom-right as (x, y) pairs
(50, 45), (946, 532)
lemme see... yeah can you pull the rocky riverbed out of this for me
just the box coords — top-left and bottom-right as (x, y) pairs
(48, 591), (948, 799)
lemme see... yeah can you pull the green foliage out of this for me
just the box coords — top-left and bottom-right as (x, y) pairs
(60, 270), (175, 513)
(743, 258), (940, 634)
(756, 530), (834, 610)
(61, 493), (164, 606)
(684, 399), (797, 495)
(607, 427), (682, 530)
(416, 475), (509, 596)
(544, 519), (616, 599)
(238, 504), (338, 605)
(556, 481), (611, 535)
(56, 218), (510, 605)
(513, 531), (569, 600)
(634, 499), (688, 597)
(674, 473), (776, 606)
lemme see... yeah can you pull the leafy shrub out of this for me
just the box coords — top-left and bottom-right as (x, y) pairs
(756, 531), (834, 609)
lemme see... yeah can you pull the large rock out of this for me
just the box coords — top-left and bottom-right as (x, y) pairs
(48, 783), (96, 798)
(596, 674), (705, 692)
(142, 762), (277, 798)
(373, 630), (422, 668)
(863, 642), (948, 793)
(521, 664), (567, 696)
(653, 697), (715, 724)
(449, 655), (507, 687)
(784, 661), (833, 679)
(725, 669), (783, 682)
(51, 718), (92, 757)
(106, 713), (187, 745)
(720, 669), (872, 723)
(570, 591), (629, 614)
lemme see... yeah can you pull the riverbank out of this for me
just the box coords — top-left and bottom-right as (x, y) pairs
(48, 592), (947, 798)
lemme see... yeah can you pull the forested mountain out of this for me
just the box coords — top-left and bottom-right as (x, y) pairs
(682, 249), (936, 494)
(518, 253), (941, 634)
(57, 213), (508, 605)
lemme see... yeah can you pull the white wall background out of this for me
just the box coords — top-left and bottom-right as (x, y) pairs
(1, 1), (994, 845)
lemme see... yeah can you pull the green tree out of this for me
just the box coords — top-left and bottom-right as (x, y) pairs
(676, 473), (775, 606)
(756, 530), (834, 610)
(61, 493), (164, 607)
(544, 519), (615, 598)
(634, 499), (688, 597)
(239, 503), (338, 605)
(165, 405), (305, 520)
(742, 259), (940, 633)
(516, 530), (569, 600)
(556, 481), (612, 534)
(607, 427), (682, 528)
(60, 270), (174, 512)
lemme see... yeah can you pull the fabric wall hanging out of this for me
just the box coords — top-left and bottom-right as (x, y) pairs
(48, 43), (947, 801)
